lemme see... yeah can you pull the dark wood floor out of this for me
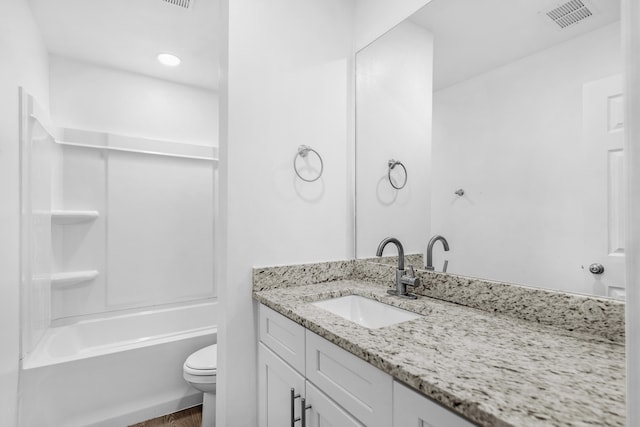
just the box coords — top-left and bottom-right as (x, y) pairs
(129, 405), (202, 427)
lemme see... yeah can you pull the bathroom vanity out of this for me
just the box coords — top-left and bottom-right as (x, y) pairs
(258, 302), (473, 426)
(253, 259), (626, 427)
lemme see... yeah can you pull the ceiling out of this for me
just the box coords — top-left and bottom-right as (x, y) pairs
(409, 0), (620, 91)
(28, 0), (620, 93)
(28, 0), (219, 91)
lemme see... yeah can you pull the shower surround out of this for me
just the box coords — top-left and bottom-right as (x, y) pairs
(19, 92), (218, 425)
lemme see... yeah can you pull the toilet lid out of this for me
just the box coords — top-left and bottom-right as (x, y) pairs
(185, 344), (217, 374)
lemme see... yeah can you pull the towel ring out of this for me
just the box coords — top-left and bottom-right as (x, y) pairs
(294, 145), (323, 182)
(388, 159), (407, 190)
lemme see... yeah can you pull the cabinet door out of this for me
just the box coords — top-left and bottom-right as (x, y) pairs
(306, 382), (364, 427)
(258, 343), (305, 427)
(393, 382), (475, 427)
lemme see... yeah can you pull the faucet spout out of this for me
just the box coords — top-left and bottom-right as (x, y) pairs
(425, 235), (450, 271)
(375, 237), (418, 299)
(376, 237), (405, 270)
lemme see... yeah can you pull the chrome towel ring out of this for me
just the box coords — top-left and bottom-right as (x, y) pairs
(388, 159), (407, 190)
(294, 145), (324, 182)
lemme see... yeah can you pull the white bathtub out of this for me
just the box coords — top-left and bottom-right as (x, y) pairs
(19, 301), (217, 427)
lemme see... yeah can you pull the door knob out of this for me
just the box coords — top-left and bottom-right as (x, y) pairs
(589, 263), (605, 274)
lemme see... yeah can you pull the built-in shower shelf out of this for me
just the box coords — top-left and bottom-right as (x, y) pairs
(51, 270), (99, 288)
(51, 210), (99, 224)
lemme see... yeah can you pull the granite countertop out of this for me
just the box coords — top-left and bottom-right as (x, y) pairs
(253, 278), (626, 427)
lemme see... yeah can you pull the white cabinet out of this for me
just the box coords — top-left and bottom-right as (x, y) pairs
(306, 331), (392, 427)
(393, 381), (476, 427)
(258, 343), (305, 427)
(305, 382), (363, 427)
(258, 305), (306, 427)
(259, 304), (306, 374)
(258, 303), (473, 427)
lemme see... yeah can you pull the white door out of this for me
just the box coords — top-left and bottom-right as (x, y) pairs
(258, 343), (305, 427)
(305, 382), (364, 427)
(582, 74), (626, 299)
(393, 382), (475, 427)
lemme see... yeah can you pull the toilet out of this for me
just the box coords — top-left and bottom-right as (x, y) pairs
(183, 344), (217, 427)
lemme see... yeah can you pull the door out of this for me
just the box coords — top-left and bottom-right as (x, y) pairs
(393, 381), (476, 427)
(305, 382), (364, 427)
(582, 74), (626, 298)
(258, 343), (305, 427)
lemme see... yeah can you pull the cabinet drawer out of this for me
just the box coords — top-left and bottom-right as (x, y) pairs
(259, 304), (305, 374)
(305, 331), (392, 427)
(393, 381), (476, 427)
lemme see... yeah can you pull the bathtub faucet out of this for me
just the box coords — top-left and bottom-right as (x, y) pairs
(376, 237), (419, 299)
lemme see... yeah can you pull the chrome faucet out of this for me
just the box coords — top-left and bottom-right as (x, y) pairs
(376, 237), (420, 299)
(425, 235), (449, 271)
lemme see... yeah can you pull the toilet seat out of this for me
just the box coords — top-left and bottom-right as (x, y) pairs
(184, 344), (217, 377)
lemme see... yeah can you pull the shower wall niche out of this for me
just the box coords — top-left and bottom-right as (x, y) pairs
(21, 92), (217, 358)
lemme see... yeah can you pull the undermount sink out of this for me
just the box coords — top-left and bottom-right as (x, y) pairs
(311, 295), (422, 329)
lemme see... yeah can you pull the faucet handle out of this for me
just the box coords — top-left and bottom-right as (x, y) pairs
(443, 260), (448, 273)
(401, 265), (420, 288)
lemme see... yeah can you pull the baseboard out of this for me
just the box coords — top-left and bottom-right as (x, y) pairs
(84, 392), (203, 427)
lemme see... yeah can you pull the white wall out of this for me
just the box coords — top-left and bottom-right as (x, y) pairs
(431, 23), (622, 293)
(49, 56), (218, 146)
(354, 0), (433, 50)
(356, 20), (433, 258)
(48, 144), (215, 321)
(218, 0), (355, 425)
(44, 55), (218, 321)
(0, 1), (49, 425)
(105, 151), (215, 309)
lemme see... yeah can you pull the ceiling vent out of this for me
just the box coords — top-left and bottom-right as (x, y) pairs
(545, 0), (593, 29)
(162, 0), (193, 9)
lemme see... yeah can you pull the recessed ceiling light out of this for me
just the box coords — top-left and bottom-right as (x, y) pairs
(157, 53), (181, 67)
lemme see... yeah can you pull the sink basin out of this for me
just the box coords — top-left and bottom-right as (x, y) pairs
(311, 295), (421, 329)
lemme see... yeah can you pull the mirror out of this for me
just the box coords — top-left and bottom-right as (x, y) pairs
(355, 0), (624, 298)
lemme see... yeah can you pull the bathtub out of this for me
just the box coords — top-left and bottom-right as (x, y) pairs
(19, 300), (217, 427)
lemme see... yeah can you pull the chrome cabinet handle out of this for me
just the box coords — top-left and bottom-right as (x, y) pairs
(291, 388), (301, 427)
(300, 397), (312, 427)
